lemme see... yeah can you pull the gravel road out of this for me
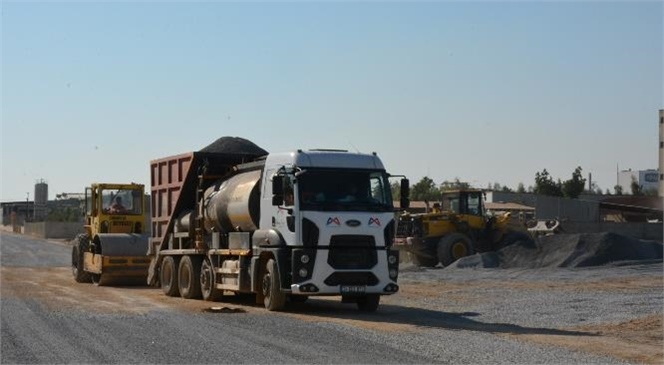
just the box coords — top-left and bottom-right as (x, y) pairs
(1, 232), (661, 364)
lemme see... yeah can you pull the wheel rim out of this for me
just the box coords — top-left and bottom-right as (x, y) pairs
(180, 263), (190, 292)
(201, 261), (212, 296)
(452, 241), (467, 259)
(163, 261), (172, 285)
(262, 272), (271, 298)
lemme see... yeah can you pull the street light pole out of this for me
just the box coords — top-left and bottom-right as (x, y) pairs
(25, 192), (29, 224)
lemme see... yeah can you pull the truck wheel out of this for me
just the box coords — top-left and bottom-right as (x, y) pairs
(160, 256), (180, 297)
(72, 235), (91, 283)
(437, 233), (474, 267)
(262, 259), (286, 311)
(178, 256), (203, 299)
(200, 258), (221, 301)
(357, 294), (380, 312)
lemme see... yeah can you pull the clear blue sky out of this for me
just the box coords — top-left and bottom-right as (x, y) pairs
(2, 2), (662, 202)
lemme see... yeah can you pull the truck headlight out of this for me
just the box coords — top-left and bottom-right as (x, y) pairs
(388, 254), (397, 265)
(299, 268), (308, 278)
(389, 268), (398, 279)
(300, 254), (310, 264)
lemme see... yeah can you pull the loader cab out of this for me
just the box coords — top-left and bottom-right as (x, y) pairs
(442, 190), (484, 217)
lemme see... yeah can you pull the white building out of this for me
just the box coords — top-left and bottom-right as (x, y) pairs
(617, 169), (660, 195)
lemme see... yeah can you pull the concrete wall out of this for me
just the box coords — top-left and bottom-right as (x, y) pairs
(24, 222), (84, 239)
(535, 195), (599, 222)
(562, 222), (663, 242)
(487, 192), (600, 222)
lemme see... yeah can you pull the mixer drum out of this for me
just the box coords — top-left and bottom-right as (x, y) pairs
(204, 169), (262, 233)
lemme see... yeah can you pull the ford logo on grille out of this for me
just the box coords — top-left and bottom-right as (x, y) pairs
(346, 219), (361, 227)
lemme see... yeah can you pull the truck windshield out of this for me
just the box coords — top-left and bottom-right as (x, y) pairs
(297, 169), (393, 212)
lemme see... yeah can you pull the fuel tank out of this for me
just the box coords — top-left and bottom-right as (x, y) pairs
(203, 169), (262, 233)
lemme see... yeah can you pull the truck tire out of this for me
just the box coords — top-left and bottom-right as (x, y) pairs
(262, 259), (286, 311)
(437, 233), (474, 267)
(357, 294), (380, 312)
(72, 234), (91, 283)
(161, 256), (180, 297)
(201, 258), (221, 301)
(178, 256), (202, 299)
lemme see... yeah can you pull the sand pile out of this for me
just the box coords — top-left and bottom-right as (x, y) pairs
(448, 232), (663, 269)
(200, 136), (268, 156)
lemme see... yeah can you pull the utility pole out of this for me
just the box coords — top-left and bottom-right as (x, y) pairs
(25, 192), (29, 224)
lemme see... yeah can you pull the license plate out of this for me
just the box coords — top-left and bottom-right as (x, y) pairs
(340, 285), (366, 295)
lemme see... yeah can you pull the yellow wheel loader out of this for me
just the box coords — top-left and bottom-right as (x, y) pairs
(71, 183), (150, 286)
(394, 189), (531, 267)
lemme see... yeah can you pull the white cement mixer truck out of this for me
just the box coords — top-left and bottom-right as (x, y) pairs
(147, 138), (409, 311)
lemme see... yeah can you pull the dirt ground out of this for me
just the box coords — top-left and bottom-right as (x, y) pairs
(5, 264), (660, 364)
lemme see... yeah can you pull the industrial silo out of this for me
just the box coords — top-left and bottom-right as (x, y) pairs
(34, 179), (48, 221)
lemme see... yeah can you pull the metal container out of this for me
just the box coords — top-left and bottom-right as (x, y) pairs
(203, 170), (261, 233)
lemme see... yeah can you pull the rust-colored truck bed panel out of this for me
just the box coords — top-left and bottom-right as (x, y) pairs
(149, 151), (264, 255)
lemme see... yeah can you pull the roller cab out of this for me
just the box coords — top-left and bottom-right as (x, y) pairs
(72, 183), (150, 286)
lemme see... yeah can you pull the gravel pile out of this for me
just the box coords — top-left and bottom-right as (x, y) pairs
(449, 232), (664, 269)
(199, 136), (268, 156)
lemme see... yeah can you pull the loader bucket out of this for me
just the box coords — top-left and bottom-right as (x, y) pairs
(94, 233), (151, 285)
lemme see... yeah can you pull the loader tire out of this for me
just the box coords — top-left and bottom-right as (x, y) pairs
(411, 253), (438, 268)
(160, 256), (180, 297)
(437, 233), (474, 267)
(262, 259), (286, 311)
(201, 258), (221, 301)
(178, 255), (202, 299)
(72, 234), (91, 283)
(410, 238), (438, 268)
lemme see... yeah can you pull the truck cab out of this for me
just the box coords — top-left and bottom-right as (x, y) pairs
(263, 150), (401, 306)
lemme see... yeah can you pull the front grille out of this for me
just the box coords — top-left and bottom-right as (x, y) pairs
(324, 272), (379, 286)
(328, 235), (377, 270)
(396, 217), (412, 237)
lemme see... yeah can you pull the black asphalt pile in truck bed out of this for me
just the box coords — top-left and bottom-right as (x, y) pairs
(448, 232), (664, 269)
(200, 136), (268, 156)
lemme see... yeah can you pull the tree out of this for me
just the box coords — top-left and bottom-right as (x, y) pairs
(517, 182), (526, 193)
(561, 166), (586, 199)
(605, 188), (612, 195)
(534, 169), (563, 197)
(411, 176), (441, 201)
(630, 176), (643, 196)
(501, 185), (513, 193)
(390, 181), (401, 200)
(440, 178), (470, 192)
(614, 185), (623, 195)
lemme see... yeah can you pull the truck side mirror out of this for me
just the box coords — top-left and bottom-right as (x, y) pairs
(272, 176), (284, 206)
(400, 178), (410, 209)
